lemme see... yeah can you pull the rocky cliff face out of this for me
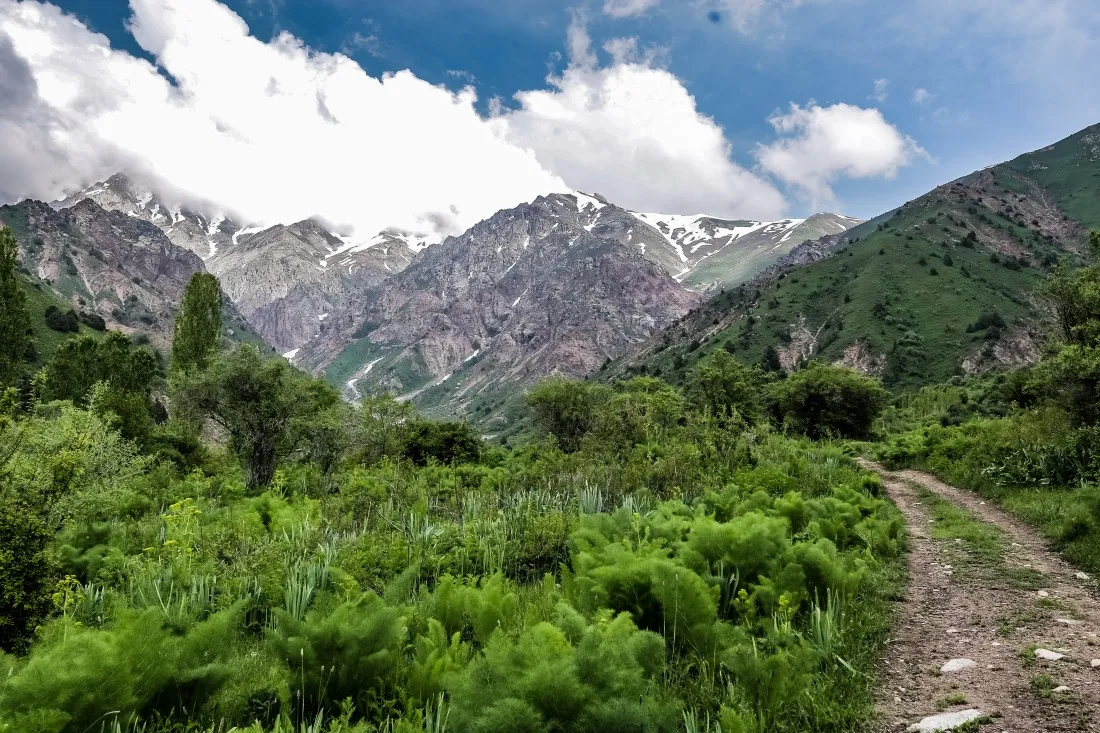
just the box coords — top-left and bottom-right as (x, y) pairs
(0, 197), (262, 347)
(52, 175), (421, 351)
(299, 192), (701, 413)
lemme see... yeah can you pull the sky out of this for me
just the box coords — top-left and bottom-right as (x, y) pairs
(1, 0), (1098, 241)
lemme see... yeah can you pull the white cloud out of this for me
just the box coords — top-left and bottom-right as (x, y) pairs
(603, 0), (661, 18)
(912, 87), (932, 105)
(496, 16), (787, 220)
(0, 0), (565, 239)
(870, 78), (888, 103)
(0, 0), (798, 235)
(755, 102), (927, 207)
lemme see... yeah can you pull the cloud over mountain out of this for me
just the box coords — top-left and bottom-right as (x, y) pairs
(0, 0), (926, 232)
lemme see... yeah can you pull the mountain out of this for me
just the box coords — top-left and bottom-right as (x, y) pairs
(0, 197), (263, 349)
(52, 175), (426, 351)
(51, 173), (240, 260)
(297, 192), (701, 421)
(606, 123), (1100, 392)
(568, 192), (859, 291)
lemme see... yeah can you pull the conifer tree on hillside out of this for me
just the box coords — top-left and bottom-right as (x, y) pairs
(172, 273), (223, 373)
(0, 228), (30, 387)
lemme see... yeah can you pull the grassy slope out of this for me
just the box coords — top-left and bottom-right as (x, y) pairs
(1001, 122), (1100, 229)
(18, 273), (99, 370)
(606, 124), (1100, 393)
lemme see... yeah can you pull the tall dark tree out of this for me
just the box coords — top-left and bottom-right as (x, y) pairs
(0, 228), (30, 387)
(172, 345), (339, 490)
(172, 273), (223, 373)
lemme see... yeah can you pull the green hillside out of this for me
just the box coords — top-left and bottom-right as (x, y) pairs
(606, 123), (1100, 393)
(18, 273), (102, 372)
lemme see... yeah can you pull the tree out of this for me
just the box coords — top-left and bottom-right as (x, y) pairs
(355, 393), (416, 465)
(761, 345), (783, 373)
(526, 378), (606, 452)
(43, 305), (80, 333)
(1039, 230), (1100, 425)
(39, 332), (157, 406)
(41, 332), (155, 401)
(769, 362), (889, 439)
(398, 419), (483, 466)
(172, 273), (223, 373)
(592, 377), (685, 450)
(685, 350), (764, 424)
(0, 228), (30, 387)
(172, 345), (339, 489)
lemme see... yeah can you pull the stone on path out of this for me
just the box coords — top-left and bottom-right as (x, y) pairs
(1037, 590), (1050, 598)
(1034, 648), (1065, 661)
(1077, 571), (1091, 581)
(1056, 618), (1083, 626)
(1052, 685), (1070, 693)
(906, 709), (985, 732)
(1091, 659), (1100, 668)
(940, 658), (977, 673)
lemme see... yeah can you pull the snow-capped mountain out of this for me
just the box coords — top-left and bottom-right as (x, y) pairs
(51, 175), (432, 351)
(297, 191), (701, 410)
(44, 176), (859, 410)
(568, 191), (861, 291)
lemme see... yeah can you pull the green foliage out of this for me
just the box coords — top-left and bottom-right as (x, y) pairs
(1038, 231), (1100, 425)
(172, 346), (340, 489)
(355, 394), (417, 466)
(42, 306), (79, 333)
(172, 273), (223, 373)
(0, 228), (30, 387)
(770, 363), (889, 439)
(0, 331), (906, 731)
(0, 607), (254, 732)
(38, 332), (157, 407)
(526, 378), (606, 452)
(399, 419), (483, 466)
(446, 611), (676, 733)
(269, 594), (406, 718)
(685, 350), (767, 424)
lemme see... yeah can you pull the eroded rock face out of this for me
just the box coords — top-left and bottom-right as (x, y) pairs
(836, 340), (887, 376)
(300, 193), (701, 408)
(960, 327), (1042, 375)
(52, 175), (422, 352)
(1, 198), (208, 345)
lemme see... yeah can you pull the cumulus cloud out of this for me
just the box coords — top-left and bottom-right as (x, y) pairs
(0, 0), (564, 239)
(755, 102), (927, 207)
(603, 0), (662, 18)
(497, 16), (787, 219)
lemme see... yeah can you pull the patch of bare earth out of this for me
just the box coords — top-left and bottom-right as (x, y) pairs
(862, 461), (1100, 732)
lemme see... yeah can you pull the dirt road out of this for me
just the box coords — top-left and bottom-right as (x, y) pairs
(863, 461), (1100, 732)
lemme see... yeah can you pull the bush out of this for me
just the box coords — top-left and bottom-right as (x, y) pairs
(43, 305), (79, 333)
(770, 363), (889, 440)
(446, 610), (675, 733)
(399, 419), (482, 466)
(77, 311), (106, 331)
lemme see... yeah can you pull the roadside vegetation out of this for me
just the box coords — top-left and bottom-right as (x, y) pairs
(875, 231), (1100, 574)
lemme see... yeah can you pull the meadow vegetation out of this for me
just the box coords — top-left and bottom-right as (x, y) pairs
(0, 267), (906, 732)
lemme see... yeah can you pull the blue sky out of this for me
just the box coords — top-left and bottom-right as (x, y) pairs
(5, 0), (1099, 232)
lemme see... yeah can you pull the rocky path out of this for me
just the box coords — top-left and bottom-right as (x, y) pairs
(862, 461), (1100, 732)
